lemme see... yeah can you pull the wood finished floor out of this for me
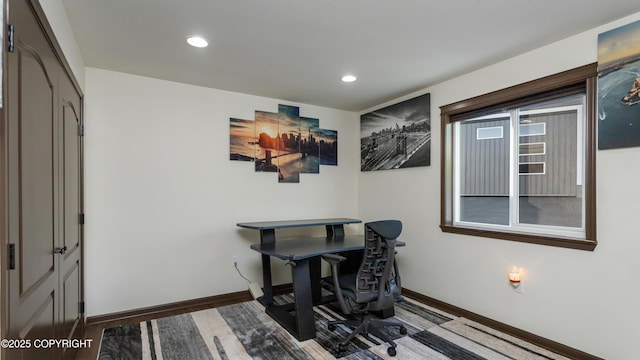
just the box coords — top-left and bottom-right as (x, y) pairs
(75, 300), (238, 360)
(75, 290), (589, 360)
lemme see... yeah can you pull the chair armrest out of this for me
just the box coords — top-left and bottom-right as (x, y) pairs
(321, 253), (351, 314)
(321, 253), (347, 266)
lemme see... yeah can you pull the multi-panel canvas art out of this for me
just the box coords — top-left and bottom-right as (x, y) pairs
(597, 19), (640, 150)
(229, 105), (337, 183)
(360, 93), (431, 171)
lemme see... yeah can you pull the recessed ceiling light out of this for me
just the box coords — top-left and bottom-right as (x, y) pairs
(186, 36), (208, 48)
(341, 75), (357, 83)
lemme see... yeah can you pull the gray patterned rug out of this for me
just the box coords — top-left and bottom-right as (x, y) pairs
(98, 295), (569, 360)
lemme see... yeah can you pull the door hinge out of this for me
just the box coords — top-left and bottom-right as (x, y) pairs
(7, 24), (14, 53)
(79, 301), (85, 314)
(8, 244), (15, 270)
(78, 123), (84, 137)
(79, 213), (85, 225)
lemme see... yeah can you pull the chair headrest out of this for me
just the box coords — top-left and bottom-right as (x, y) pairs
(365, 220), (402, 240)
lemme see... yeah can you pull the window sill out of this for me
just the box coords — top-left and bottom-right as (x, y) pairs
(439, 224), (597, 251)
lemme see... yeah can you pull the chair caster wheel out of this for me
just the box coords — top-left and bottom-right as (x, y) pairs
(387, 346), (397, 356)
(337, 343), (347, 352)
(328, 323), (336, 331)
(400, 326), (407, 335)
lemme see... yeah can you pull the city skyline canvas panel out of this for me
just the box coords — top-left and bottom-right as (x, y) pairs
(299, 116), (320, 174)
(319, 129), (338, 166)
(598, 19), (640, 149)
(360, 93), (431, 171)
(277, 105), (301, 183)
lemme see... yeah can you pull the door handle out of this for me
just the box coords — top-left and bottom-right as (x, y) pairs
(54, 246), (67, 255)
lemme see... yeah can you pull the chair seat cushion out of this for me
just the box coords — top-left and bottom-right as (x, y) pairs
(337, 272), (377, 303)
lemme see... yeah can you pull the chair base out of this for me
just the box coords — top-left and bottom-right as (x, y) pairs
(328, 314), (407, 357)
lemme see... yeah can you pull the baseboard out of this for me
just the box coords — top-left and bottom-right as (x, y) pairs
(85, 283), (295, 327)
(402, 288), (603, 360)
(86, 290), (252, 326)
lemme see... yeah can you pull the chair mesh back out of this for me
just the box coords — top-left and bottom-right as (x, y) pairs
(355, 224), (396, 306)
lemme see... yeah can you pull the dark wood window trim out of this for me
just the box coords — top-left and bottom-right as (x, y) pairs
(440, 63), (597, 251)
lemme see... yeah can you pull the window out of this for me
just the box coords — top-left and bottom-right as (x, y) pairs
(519, 142), (545, 156)
(440, 64), (597, 250)
(519, 162), (545, 175)
(476, 126), (503, 140)
(519, 122), (546, 137)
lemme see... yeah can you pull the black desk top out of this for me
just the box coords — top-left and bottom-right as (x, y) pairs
(250, 235), (405, 261)
(237, 218), (361, 230)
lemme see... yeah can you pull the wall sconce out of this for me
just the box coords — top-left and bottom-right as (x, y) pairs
(508, 267), (523, 291)
(508, 268), (521, 284)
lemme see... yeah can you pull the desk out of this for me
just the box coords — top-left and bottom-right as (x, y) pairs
(237, 218), (362, 340)
(237, 218), (362, 305)
(251, 235), (371, 340)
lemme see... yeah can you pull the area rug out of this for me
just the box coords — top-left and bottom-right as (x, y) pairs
(98, 295), (569, 360)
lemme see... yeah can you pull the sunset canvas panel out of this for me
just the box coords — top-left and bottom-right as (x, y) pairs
(254, 110), (280, 172)
(229, 118), (256, 161)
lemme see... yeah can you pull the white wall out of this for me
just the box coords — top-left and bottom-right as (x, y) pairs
(83, 68), (360, 316)
(359, 12), (640, 360)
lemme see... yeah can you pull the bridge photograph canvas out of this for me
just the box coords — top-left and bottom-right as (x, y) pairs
(360, 93), (431, 171)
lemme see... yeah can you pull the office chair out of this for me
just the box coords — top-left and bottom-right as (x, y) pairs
(322, 220), (407, 356)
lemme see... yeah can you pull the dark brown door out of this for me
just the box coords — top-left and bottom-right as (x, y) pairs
(5, 1), (84, 359)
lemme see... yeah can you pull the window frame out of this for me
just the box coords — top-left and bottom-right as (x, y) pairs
(440, 64), (597, 251)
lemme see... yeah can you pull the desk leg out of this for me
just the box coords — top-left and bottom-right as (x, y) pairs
(261, 254), (273, 305)
(259, 229), (276, 306)
(292, 259), (316, 341)
(309, 256), (321, 303)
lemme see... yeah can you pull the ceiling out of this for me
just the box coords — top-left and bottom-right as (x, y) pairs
(61, 0), (640, 112)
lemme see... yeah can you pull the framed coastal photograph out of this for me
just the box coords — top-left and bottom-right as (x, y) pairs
(597, 19), (640, 150)
(360, 93), (431, 171)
